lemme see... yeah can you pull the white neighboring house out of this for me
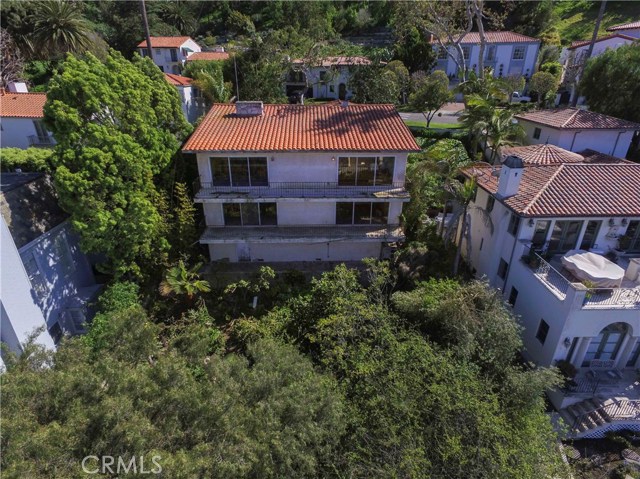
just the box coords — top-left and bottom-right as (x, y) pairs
(514, 108), (640, 159)
(183, 101), (419, 263)
(137, 36), (202, 74)
(461, 147), (640, 437)
(0, 83), (54, 149)
(431, 31), (540, 80)
(286, 57), (372, 100)
(606, 20), (640, 39)
(560, 34), (637, 104)
(164, 73), (206, 124)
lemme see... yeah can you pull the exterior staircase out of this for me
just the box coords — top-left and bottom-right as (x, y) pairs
(559, 398), (640, 438)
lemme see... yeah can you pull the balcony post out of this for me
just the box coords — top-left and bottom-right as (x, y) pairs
(567, 282), (588, 309)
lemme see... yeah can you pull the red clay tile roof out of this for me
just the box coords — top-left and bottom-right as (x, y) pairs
(430, 31), (539, 44)
(579, 149), (634, 164)
(515, 108), (640, 130)
(464, 162), (640, 217)
(0, 91), (46, 118)
(607, 20), (640, 32)
(569, 33), (637, 49)
(501, 144), (585, 165)
(186, 51), (230, 62)
(137, 36), (193, 48)
(164, 73), (192, 86)
(183, 102), (420, 153)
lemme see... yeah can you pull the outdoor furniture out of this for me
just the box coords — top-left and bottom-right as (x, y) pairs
(561, 250), (625, 288)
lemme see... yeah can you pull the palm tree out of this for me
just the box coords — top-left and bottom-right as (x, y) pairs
(159, 260), (211, 303)
(159, 1), (197, 36)
(485, 108), (526, 165)
(458, 94), (494, 158)
(31, 1), (93, 59)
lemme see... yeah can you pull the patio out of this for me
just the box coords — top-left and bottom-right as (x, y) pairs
(565, 368), (640, 400)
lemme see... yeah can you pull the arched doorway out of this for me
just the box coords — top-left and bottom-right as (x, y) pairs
(582, 323), (630, 367)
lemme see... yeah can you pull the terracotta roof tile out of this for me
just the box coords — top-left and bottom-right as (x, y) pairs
(183, 102), (420, 153)
(430, 31), (539, 44)
(607, 20), (640, 31)
(579, 149), (634, 164)
(501, 144), (585, 165)
(569, 33), (637, 49)
(137, 36), (192, 48)
(515, 108), (640, 130)
(164, 73), (192, 86)
(464, 163), (640, 217)
(0, 91), (46, 118)
(186, 51), (230, 61)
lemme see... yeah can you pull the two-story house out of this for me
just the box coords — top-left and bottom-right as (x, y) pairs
(606, 20), (640, 39)
(286, 57), (372, 100)
(0, 83), (54, 149)
(137, 36), (202, 74)
(461, 151), (640, 437)
(164, 73), (206, 123)
(515, 108), (640, 159)
(183, 101), (419, 263)
(0, 173), (101, 367)
(432, 31), (540, 80)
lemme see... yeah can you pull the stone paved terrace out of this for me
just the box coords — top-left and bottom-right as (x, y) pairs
(200, 225), (405, 243)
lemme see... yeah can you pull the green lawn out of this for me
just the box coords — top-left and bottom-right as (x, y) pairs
(553, 0), (640, 45)
(403, 120), (464, 129)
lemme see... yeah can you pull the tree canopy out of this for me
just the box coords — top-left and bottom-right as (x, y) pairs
(43, 50), (192, 276)
(409, 70), (453, 127)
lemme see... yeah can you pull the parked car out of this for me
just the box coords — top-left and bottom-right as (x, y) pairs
(510, 92), (531, 103)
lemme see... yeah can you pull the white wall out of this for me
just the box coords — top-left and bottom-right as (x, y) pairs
(0, 216), (54, 358)
(278, 203), (335, 225)
(0, 118), (41, 149)
(139, 39), (201, 74)
(214, 241), (383, 262)
(305, 66), (354, 100)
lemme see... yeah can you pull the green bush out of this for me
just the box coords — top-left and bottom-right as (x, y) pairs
(1, 147), (53, 173)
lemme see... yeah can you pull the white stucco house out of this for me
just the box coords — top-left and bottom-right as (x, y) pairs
(0, 84), (54, 149)
(461, 148), (640, 437)
(560, 34), (637, 103)
(431, 31), (540, 80)
(164, 73), (206, 124)
(515, 108), (640, 159)
(183, 100), (419, 263)
(286, 56), (372, 100)
(1, 173), (101, 367)
(606, 20), (640, 39)
(137, 36), (202, 74)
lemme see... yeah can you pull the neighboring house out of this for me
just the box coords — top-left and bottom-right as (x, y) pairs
(186, 50), (230, 62)
(606, 20), (640, 38)
(560, 34), (637, 103)
(164, 73), (206, 124)
(431, 31), (540, 80)
(286, 56), (372, 100)
(461, 153), (640, 437)
(183, 100), (419, 263)
(0, 83), (54, 149)
(514, 108), (640, 159)
(137, 36), (202, 74)
(0, 173), (101, 364)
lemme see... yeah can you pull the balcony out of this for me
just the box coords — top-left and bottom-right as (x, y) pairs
(193, 180), (409, 202)
(200, 224), (404, 244)
(522, 249), (640, 310)
(28, 134), (55, 147)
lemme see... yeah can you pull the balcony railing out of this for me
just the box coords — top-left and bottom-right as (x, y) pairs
(194, 180), (409, 200)
(583, 288), (640, 309)
(28, 134), (55, 147)
(522, 248), (570, 299)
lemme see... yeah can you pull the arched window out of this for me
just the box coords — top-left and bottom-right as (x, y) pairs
(582, 323), (630, 367)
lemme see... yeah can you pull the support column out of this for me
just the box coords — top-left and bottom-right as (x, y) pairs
(616, 336), (637, 369)
(572, 336), (594, 368)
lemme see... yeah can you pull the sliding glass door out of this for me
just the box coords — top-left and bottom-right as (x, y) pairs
(548, 220), (583, 254)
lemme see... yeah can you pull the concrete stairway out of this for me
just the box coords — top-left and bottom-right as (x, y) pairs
(559, 398), (640, 438)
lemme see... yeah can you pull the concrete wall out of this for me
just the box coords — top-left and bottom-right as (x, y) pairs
(518, 119), (635, 158)
(0, 216), (53, 359)
(209, 241), (382, 262)
(0, 118), (41, 149)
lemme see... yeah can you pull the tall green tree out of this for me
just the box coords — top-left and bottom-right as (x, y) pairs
(44, 51), (192, 277)
(409, 70), (453, 127)
(580, 44), (640, 123)
(529, 70), (559, 107)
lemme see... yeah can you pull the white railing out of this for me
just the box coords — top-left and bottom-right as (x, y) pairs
(583, 288), (640, 309)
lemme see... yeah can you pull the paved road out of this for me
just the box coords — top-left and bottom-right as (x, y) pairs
(399, 102), (464, 125)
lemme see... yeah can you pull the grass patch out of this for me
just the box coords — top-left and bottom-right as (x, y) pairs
(404, 120), (463, 130)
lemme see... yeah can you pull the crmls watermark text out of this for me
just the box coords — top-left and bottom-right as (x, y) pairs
(81, 455), (162, 475)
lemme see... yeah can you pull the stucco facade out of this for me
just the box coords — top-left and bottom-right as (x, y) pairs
(138, 38), (201, 74)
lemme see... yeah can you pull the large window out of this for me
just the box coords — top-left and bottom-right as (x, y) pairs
(536, 319), (549, 345)
(580, 220), (602, 250)
(497, 258), (509, 279)
(507, 213), (521, 236)
(437, 47), (448, 60)
(485, 45), (496, 62)
(210, 157), (268, 186)
(548, 220), (583, 253)
(461, 46), (471, 61)
(336, 202), (389, 225)
(582, 323), (628, 366)
(624, 220), (640, 253)
(533, 127), (541, 140)
(532, 220), (550, 248)
(223, 203), (277, 226)
(512, 46), (526, 60)
(24, 254), (48, 301)
(170, 49), (178, 61)
(338, 157), (395, 186)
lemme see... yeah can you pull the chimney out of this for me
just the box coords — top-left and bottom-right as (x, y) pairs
(235, 101), (263, 117)
(496, 155), (524, 198)
(7, 81), (28, 93)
